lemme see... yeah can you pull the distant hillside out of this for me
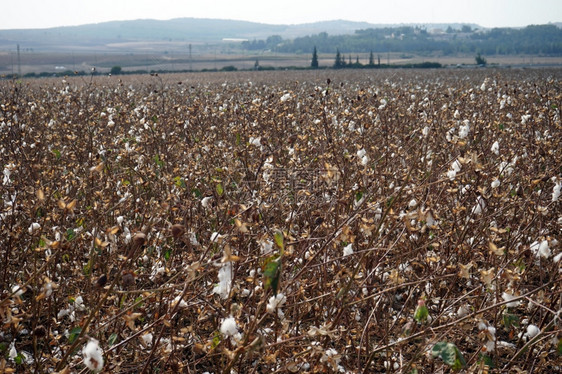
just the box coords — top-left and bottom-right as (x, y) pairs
(0, 18), (481, 52)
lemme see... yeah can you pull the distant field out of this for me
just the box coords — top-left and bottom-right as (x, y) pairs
(2, 49), (562, 76)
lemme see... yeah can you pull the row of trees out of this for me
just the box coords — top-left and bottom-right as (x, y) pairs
(310, 46), (443, 69)
(246, 24), (562, 56)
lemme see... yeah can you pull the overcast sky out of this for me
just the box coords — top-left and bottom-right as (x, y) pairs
(1, 0), (560, 30)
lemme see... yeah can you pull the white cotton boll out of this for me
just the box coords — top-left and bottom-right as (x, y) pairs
(459, 124), (470, 139)
(491, 141), (500, 155)
(213, 262), (232, 299)
(502, 292), (520, 308)
(82, 339), (104, 372)
(408, 199), (418, 209)
(116, 216), (124, 225)
(357, 148), (366, 158)
(171, 295), (188, 308)
(553, 182), (561, 202)
(422, 126), (429, 137)
(12, 285), (24, 297)
(471, 196), (486, 215)
(538, 240), (550, 259)
(491, 179), (500, 188)
(360, 155), (369, 166)
(210, 232), (222, 243)
(554, 252), (562, 263)
(454, 109), (460, 119)
(142, 333), (153, 346)
(8, 342), (17, 359)
(456, 305), (469, 318)
(249, 136), (261, 147)
(220, 316), (239, 337)
(201, 196), (212, 208)
(266, 293), (287, 314)
(452, 159), (462, 173)
(530, 240), (550, 258)
(28, 222), (40, 234)
(343, 243), (353, 257)
(521, 114), (531, 124)
(526, 325), (540, 338)
(259, 239), (274, 255)
(447, 169), (457, 181)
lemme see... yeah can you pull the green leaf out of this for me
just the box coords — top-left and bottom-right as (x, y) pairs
(68, 327), (82, 344)
(216, 183), (224, 196)
(414, 302), (429, 323)
(479, 353), (494, 368)
(173, 176), (186, 189)
(263, 256), (282, 295)
(192, 188), (202, 198)
(274, 231), (284, 253)
(134, 296), (144, 308)
(211, 331), (221, 350)
(52, 149), (61, 160)
(557, 338), (562, 355)
(153, 154), (164, 168)
(164, 248), (172, 261)
(355, 191), (363, 202)
(431, 342), (466, 371)
(108, 333), (118, 346)
(83, 259), (92, 276)
(66, 228), (76, 241)
(502, 312), (520, 329)
(14, 353), (23, 365)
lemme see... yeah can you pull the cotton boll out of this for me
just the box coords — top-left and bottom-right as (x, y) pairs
(266, 293), (287, 315)
(530, 240), (551, 259)
(343, 243), (353, 257)
(213, 262), (232, 299)
(471, 196), (486, 215)
(526, 324), (540, 338)
(142, 333), (153, 346)
(553, 182), (561, 202)
(82, 339), (104, 372)
(538, 240), (551, 259)
(502, 292), (520, 308)
(491, 179), (500, 188)
(491, 141), (500, 155)
(408, 199), (417, 209)
(28, 222), (40, 234)
(220, 316), (239, 337)
(201, 196), (212, 208)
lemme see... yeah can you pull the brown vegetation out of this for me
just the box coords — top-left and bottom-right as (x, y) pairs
(0, 69), (561, 373)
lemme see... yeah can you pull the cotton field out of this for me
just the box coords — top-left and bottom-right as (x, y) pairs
(0, 68), (560, 373)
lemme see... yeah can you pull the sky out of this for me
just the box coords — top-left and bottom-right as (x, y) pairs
(1, 0), (560, 30)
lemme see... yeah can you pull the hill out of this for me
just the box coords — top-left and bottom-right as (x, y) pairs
(0, 18), (480, 52)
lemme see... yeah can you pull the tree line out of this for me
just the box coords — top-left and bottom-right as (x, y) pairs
(242, 24), (562, 56)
